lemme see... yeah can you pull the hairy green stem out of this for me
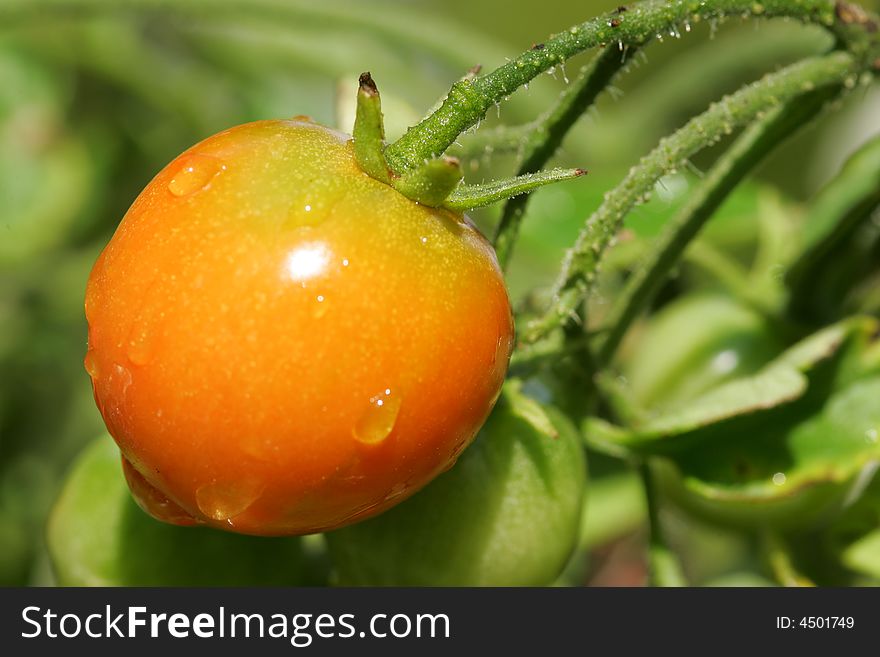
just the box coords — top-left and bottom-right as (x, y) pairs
(493, 46), (635, 269)
(595, 84), (841, 365)
(445, 167), (586, 211)
(523, 51), (857, 344)
(640, 463), (687, 587)
(384, 0), (879, 173)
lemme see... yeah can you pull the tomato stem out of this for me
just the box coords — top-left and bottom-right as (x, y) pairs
(594, 83), (842, 366)
(522, 51), (858, 346)
(640, 463), (687, 587)
(493, 45), (637, 269)
(383, 0), (880, 175)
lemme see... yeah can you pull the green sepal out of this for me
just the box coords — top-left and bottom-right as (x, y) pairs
(391, 155), (464, 207)
(444, 167), (587, 211)
(352, 72), (391, 184)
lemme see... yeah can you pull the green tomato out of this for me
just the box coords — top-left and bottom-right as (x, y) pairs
(47, 436), (305, 586)
(325, 381), (586, 586)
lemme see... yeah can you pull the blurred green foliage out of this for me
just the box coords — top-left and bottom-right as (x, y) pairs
(1, 0), (878, 586)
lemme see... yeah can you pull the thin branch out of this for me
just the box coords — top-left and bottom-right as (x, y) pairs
(640, 463), (687, 587)
(493, 45), (636, 269)
(383, 0), (879, 173)
(595, 83), (842, 365)
(523, 51), (857, 345)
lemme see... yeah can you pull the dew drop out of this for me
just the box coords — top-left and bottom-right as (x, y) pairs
(711, 349), (739, 374)
(291, 114), (315, 123)
(122, 457), (198, 527)
(353, 391), (401, 445)
(196, 480), (263, 521)
(772, 472), (786, 486)
(313, 295), (328, 319)
(84, 294), (95, 325)
(84, 350), (100, 379)
(866, 428), (878, 444)
(167, 154), (225, 197)
(420, 236), (428, 245)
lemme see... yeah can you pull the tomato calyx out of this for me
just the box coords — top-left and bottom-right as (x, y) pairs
(351, 72), (586, 211)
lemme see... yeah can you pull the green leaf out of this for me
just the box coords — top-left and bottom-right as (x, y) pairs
(591, 317), (877, 455)
(821, 469), (880, 580)
(47, 436), (306, 586)
(637, 366), (807, 442)
(840, 529), (880, 580)
(656, 376), (880, 529)
(621, 294), (784, 413)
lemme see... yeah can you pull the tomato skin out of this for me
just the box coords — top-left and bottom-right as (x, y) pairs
(85, 119), (514, 536)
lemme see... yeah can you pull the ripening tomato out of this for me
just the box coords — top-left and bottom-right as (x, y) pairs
(84, 119), (514, 536)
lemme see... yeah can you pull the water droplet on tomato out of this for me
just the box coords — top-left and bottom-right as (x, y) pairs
(84, 350), (100, 378)
(353, 390), (401, 445)
(490, 333), (513, 382)
(313, 294), (328, 319)
(168, 154), (225, 197)
(196, 480), (263, 521)
(291, 114), (314, 123)
(122, 456), (198, 527)
(84, 294), (95, 325)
